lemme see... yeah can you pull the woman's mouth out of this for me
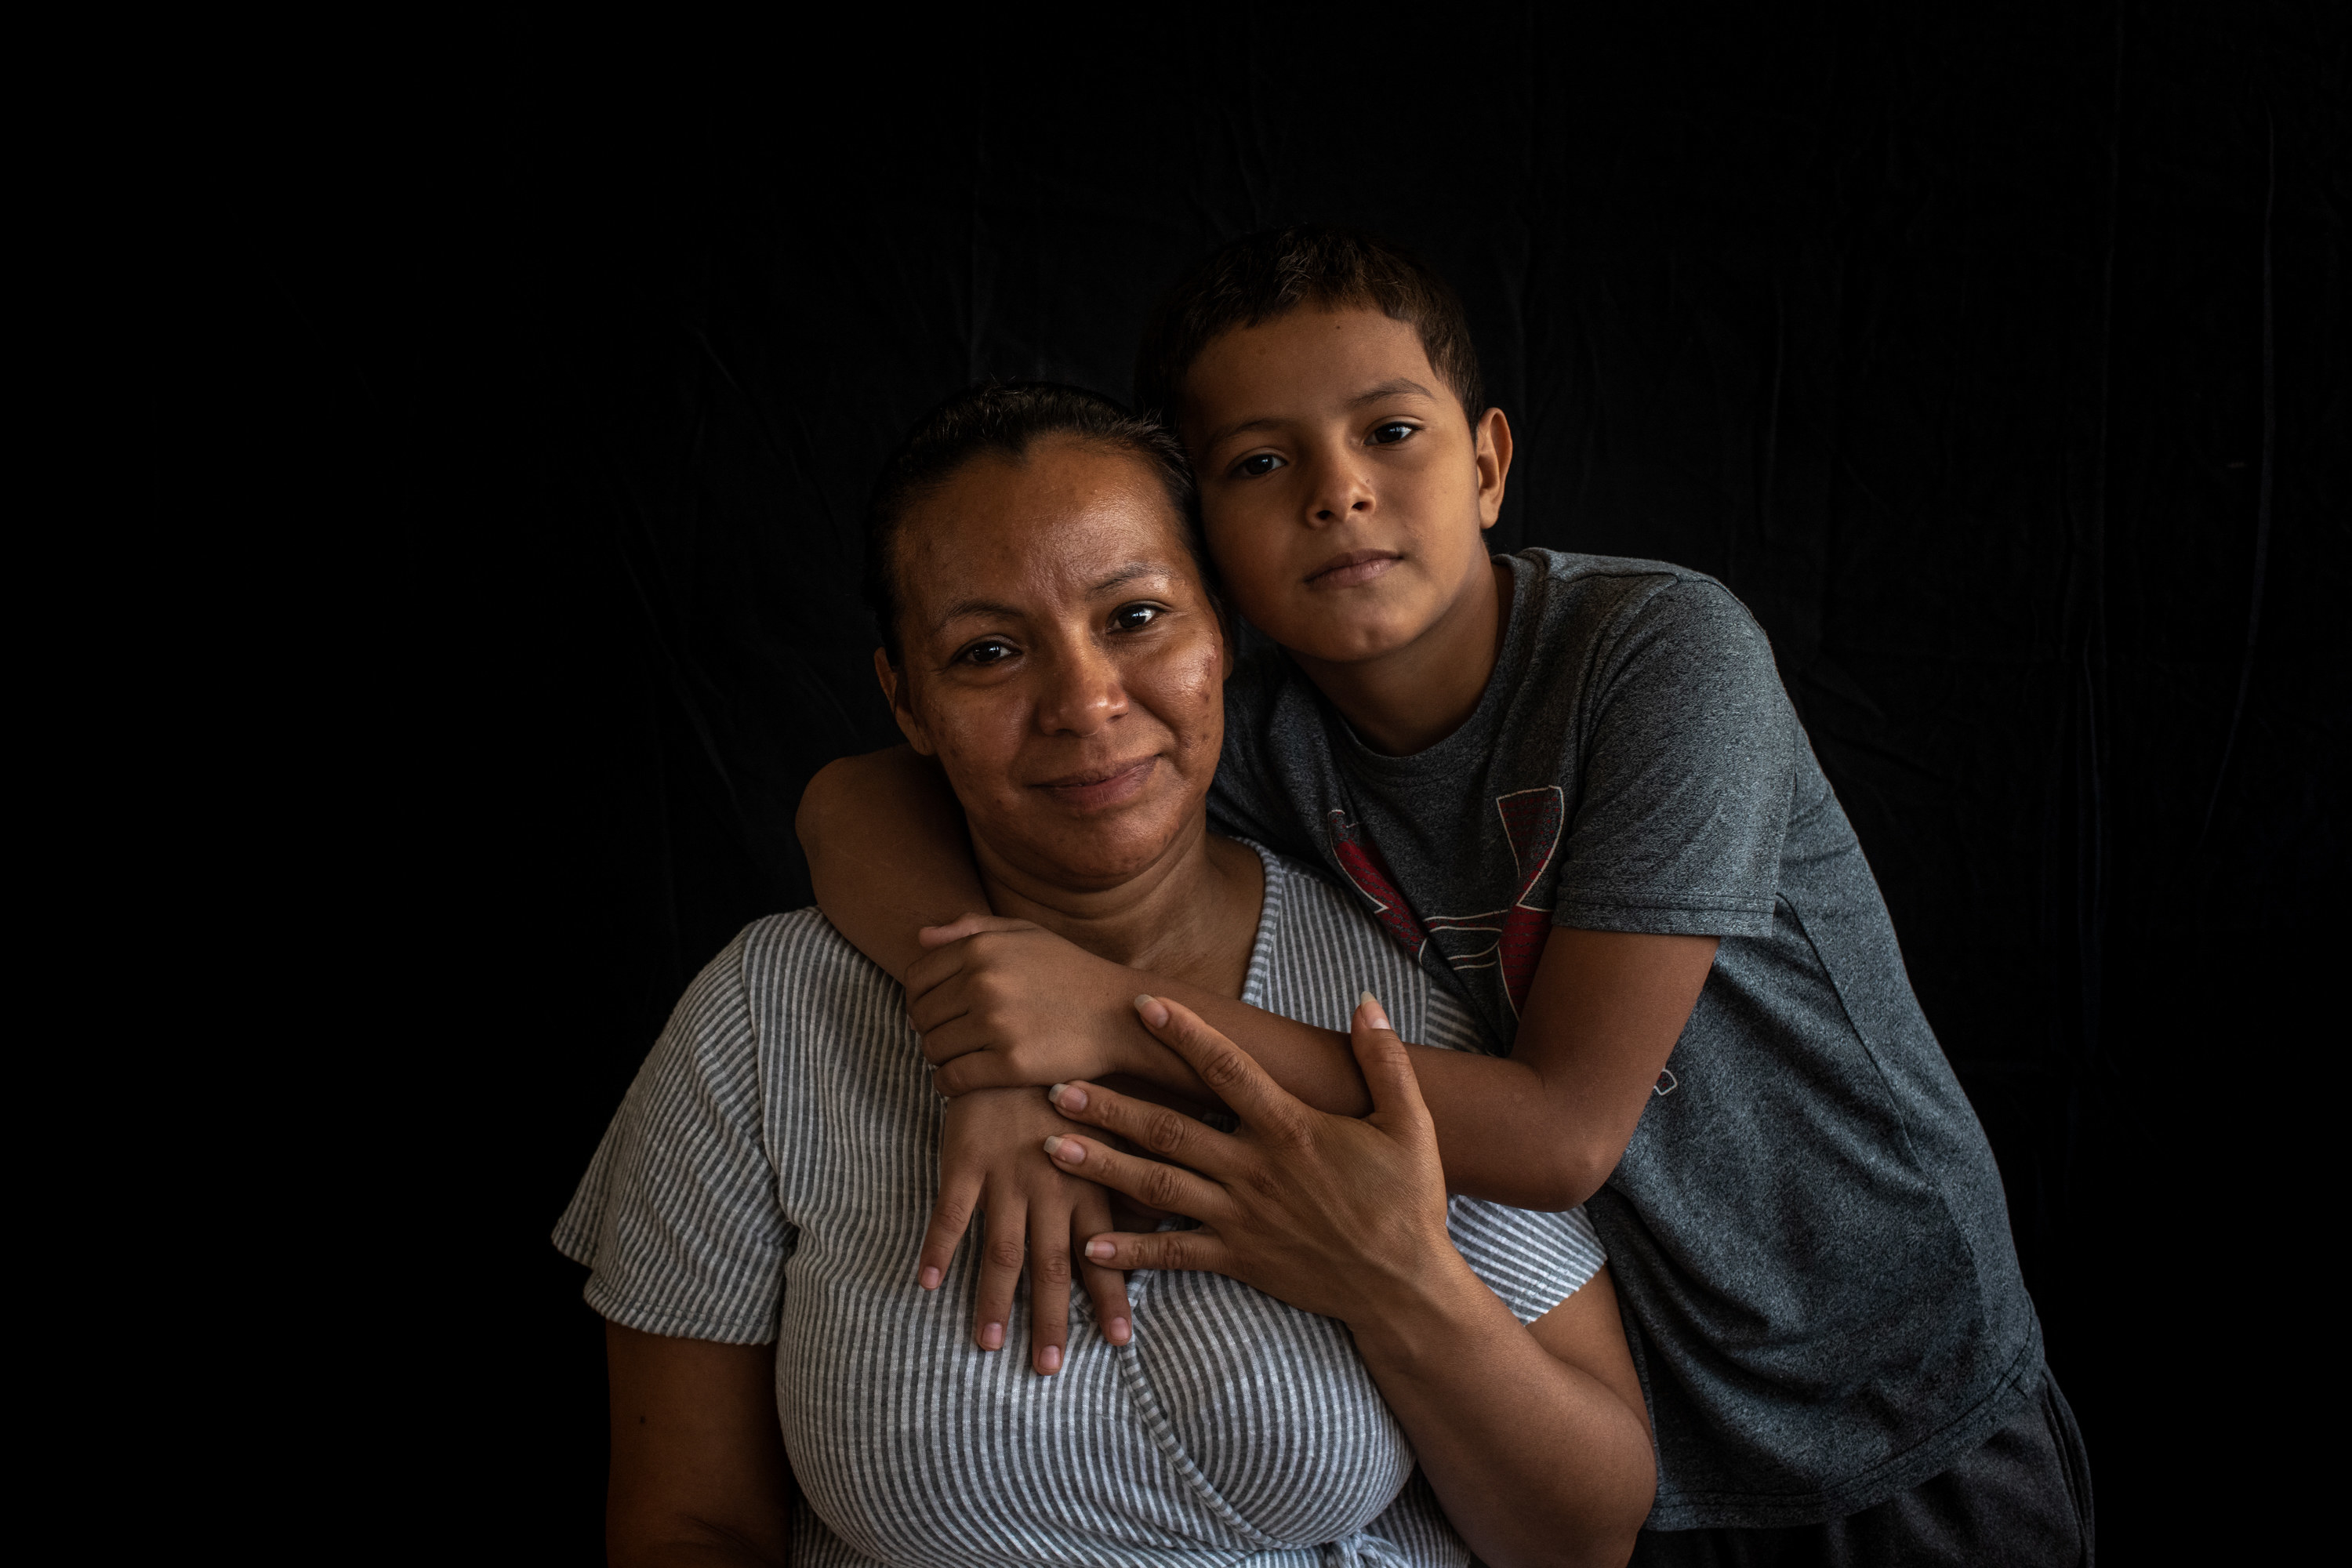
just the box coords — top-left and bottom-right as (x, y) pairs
(1305, 549), (1402, 590)
(1035, 757), (1158, 810)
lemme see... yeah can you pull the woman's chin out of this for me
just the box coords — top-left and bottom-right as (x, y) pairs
(991, 807), (1202, 892)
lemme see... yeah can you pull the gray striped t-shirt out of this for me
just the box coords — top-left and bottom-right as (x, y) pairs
(556, 845), (1606, 1567)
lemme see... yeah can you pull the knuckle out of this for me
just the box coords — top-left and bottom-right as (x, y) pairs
(1140, 1109), (1191, 1156)
(1033, 1250), (1072, 1287)
(1196, 1047), (1252, 1092)
(985, 1236), (1025, 1270)
(1139, 1166), (1184, 1209)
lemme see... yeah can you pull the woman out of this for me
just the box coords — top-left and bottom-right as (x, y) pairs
(556, 384), (1655, 1567)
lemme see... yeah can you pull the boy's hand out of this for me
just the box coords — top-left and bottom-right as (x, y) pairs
(920, 1086), (1135, 1372)
(906, 916), (1163, 1094)
(1038, 993), (1464, 1331)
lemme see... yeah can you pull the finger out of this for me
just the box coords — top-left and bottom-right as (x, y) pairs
(973, 1196), (1025, 1353)
(916, 1014), (1009, 1071)
(1040, 1133), (1225, 1220)
(1078, 1226), (1236, 1276)
(1028, 1194), (1074, 1376)
(916, 913), (1033, 949)
(1351, 991), (1432, 1136)
(1073, 1186), (1133, 1348)
(902, 942), (971, 1018)
(1045, 1079), (1245, 1175)
(916, 1163), (982, 1292)
(1130, 995), (1312, 1142)
(916, 913), (992, 949)
(934, 1049), (1028, 1097)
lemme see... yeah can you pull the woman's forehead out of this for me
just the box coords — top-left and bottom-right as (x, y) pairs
(898, 443), (1192, 597)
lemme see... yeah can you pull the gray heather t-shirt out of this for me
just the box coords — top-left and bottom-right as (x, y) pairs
(1209, 550), (2044, 1531)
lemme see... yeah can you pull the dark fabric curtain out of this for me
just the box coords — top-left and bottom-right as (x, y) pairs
(240, 5), (2341, 1557)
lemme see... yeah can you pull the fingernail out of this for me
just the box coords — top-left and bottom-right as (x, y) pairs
(919, 1266), (942, 1290)
(1108, 1316), (1131, 1345)
(1037, 1345), (1062, 1373)
(981, 1323), (1004, 1350)
(1134, 993), (1169, 1027)
(1042, 1134), (1063, 1157)
(1358, 989), (1392, 1030)
(1051, 1083), (1087, 1112)
(1087, 1239), (1115, 1261)
(1047, 1137), (1083, 1164)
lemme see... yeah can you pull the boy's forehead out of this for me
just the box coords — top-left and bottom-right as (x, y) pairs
(1184, 306), (1446, 441)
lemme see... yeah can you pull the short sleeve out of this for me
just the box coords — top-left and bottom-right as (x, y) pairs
(552, 931), (795, 1344)
(1209, 644), (1319, 859)
(1554, 580), (1795, 938)
(1448, 1200), (1608, 1323)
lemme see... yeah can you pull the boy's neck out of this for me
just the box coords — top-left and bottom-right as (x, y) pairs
(1288, 559), (1512, 757)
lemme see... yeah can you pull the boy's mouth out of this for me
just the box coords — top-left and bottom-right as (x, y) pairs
(1305, 549), (1402, 590)
(1034, 757), (1158, 810)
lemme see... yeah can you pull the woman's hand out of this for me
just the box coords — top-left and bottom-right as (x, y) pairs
(1040, 991), (1465, 1329)
(1044, 994), (1656, 1568)
(922, 1086), (1136, 1373)
(906, 916), (1174, 1095)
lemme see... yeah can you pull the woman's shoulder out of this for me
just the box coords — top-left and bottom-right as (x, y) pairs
(728, 909), (898, 996)
(1242, 845), (1492, 1054)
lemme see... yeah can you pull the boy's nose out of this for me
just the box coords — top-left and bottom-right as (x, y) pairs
(1304, 454), (1375, 526)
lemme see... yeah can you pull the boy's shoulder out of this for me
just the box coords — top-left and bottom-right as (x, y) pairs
(1512, 549), (1757, 639)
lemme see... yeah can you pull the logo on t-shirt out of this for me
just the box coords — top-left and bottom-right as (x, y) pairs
(1326, 786), (1564, 1018)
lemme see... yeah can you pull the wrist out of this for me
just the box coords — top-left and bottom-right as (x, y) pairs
(1341, 1247), (1513, 1369)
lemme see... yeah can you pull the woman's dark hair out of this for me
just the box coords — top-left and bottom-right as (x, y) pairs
(864, 382), (1203, 667)
(1134, 223), (1486, 426)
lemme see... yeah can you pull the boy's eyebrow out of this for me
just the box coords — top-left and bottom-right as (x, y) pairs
(1347, 376), (1439, 408)
(1201, 379), (1443, 451)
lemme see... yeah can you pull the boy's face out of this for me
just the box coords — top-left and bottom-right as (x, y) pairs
(1181, 306), (1509, 667)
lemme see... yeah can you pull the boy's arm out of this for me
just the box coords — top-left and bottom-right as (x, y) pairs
(914, 920), (1715, 1211)
(797, 746), (989, 982)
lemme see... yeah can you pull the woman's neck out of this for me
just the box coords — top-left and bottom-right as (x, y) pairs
(976, 815), (1265, 999)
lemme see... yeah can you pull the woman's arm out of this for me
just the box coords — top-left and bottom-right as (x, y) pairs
(1042, 996), (1655, 1568)
(605, 1323), (793, 1568)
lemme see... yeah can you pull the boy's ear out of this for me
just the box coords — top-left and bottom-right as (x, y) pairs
(873, 647), (937, 756)
(1475, 407), (1514, 530)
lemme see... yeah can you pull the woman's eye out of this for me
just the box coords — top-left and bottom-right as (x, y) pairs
(1367, 421), (1417, 447)
(1236, 452), (1285, 477)
(1109, 603), (1163, 633)
(957, 639), (1015, 666)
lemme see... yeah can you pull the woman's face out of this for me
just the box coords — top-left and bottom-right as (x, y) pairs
(878, 437), (1226, 894)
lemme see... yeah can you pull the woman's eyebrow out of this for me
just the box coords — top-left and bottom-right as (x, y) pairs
(1089, 562), (1167, 594)
(933, 597), (1023, 631)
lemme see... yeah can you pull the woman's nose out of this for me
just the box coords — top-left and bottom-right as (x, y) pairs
(1034, 643), (1128, 735)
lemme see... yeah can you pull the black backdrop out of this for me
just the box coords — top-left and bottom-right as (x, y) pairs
(253, 6), (2341, 1558)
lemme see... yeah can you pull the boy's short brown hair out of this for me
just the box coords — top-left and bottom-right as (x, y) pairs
(1134, 224), (1486, 427)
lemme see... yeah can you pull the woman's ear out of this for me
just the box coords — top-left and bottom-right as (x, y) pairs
(873, 647), (936, 755)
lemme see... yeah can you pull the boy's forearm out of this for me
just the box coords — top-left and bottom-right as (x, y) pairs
(797, 746), (987, 982)
(1126, 978), (1591, 1208)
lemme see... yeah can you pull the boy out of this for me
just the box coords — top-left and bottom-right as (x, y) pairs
(797, 227), (2090, 1561)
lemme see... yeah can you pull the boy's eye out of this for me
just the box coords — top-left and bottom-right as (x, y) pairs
(1367, 421), (1417, 447)
(1236, 452), (1286, 477)
(956, 638), (1016, 666)
(1109, 603), (1163, 633)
